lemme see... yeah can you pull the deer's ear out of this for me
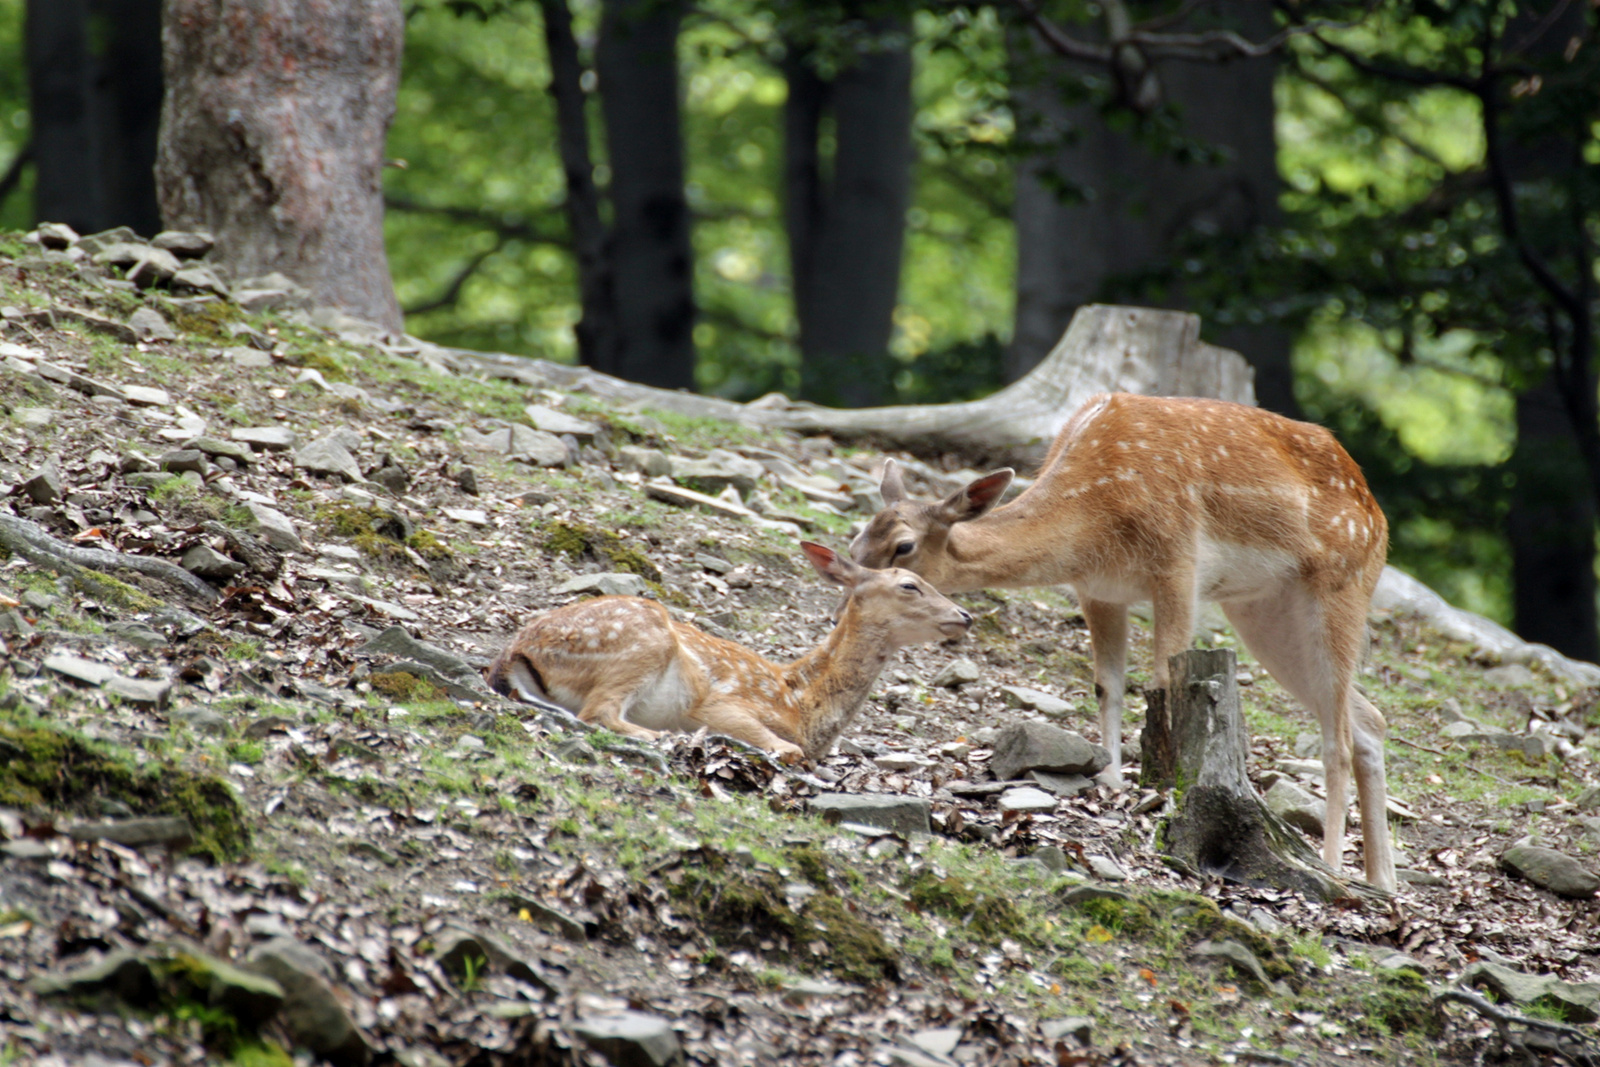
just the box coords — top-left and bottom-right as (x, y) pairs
(937, 469), (1014, 523)
(879, 459), (907, 506)
(801, 541), (863, 588)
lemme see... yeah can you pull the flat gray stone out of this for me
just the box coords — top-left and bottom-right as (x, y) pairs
(106, 674), (173, 709)
(572, 1011), (684, 1067)
(124, 383), (172, 407)
(182, 544), (246, 580)
(241, 502), (302, 552)
(127, 308), (176, 343)
(672, 454), (763, 496)
(1463, 960), (1600, 1022)
(1264, 779), (1326, 835)
(22, 462), (62, 504)
(43, 653), (116, 687)
(1484, 663), (1538, 688)
(356, 625), (480, 683)
(1028, 770), (1096, 796)
(524, 403), (599, 438)
(1500, 844), (1600, 898)
(998, 786), (1058, 814)
(1040, 1017), (1093, 1043)
(906, 1028), (961, 1058)
(989, 721), (1109, 781)
(160, 449), (208, 474)
(1192, 939), (1282, 994)
(152, 229), (214, 258)
(809, 793), (931, 836)
(29, 948), (156, 1000)
(33, 222), (80, 249)
(295, 435), (363, 481)
(247, 937), (371, 1062)
(1087, 855), (1128, 881)
(618, 446), (673, 478)
(508, 424), (569, 466)
(67, 816), (193, 849)
(930, 658), (981, 688)
(189, 437), (253, 464)
(232, 426), (297, 451)
(172, 264), (230, 296)
(555, 572), (651, 598)
(1000, 685), (1073, 717)
(172, 705), (230, 736)
(644, 480), (759, 519)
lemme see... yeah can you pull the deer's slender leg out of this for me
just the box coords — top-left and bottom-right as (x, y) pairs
(1081, 595), (1129, 783)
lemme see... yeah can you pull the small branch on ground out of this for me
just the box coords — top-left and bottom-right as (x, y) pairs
(0, 511), (219, 606)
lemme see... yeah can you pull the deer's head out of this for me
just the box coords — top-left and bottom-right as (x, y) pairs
(849, 460), (1015, 584)
(802, 540), (972, 646)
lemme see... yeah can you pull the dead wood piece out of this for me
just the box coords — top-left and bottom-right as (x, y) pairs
(1158, 648), (1382, 903)
(1435, 988), (1600, 1066)
(0, 511), (219, 605)
(441, 304), (1256, 465)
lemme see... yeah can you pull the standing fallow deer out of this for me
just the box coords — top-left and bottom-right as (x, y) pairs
(851, 392), (1395, 891)
(487, 542), (972, 763)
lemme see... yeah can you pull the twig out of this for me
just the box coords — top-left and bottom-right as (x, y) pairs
(1390, 735), (1516, 785)
(403, 236), (508, 316)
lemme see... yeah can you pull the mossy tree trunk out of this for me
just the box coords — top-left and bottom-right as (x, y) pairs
(1158, 649), (1378, 903)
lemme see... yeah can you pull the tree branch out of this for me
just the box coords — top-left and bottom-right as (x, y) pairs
(699, 305), (793, 344)
(402, 236), (508, 315)
(0, 140), (33, 211)
(385, 194), (570, 248)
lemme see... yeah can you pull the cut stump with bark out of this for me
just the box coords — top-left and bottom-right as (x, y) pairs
(1155, 649), (1382, 903)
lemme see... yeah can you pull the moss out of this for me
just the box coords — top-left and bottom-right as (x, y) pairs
(0, 722), (248, 861)
(1067, 895), (1158, 937)
(542, 521), (662, 581)
(370, 670), (441, 702)
(406, 529), (452, 561)
(351, 530), (408, 564)
(166, 300), (244, 342)
(1360, 971), (1444, 1037)
(666, 853), (897, 984)
(788, 845), (831, 888)
(904, 870), (1024, 940)
(280, 347), (349, 382)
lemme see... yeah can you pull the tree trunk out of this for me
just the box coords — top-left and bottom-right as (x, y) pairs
(1509, 376), (1599, 662)
(1158, 650), (1376, 902)
(89, 0), (164, 236)
(538, 0), (616, 372)
(1007, 3), (1295, 415)
(155, 0), (405, 331)
(785, 27), (914, 408)
(595, 0), (695, 390)
(26, 0), (100, 233)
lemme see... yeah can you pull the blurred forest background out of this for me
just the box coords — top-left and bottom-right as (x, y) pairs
(0, 0), (1596, 659)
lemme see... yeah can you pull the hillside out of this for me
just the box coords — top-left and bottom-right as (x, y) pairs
(2, 227), (1600, 1067)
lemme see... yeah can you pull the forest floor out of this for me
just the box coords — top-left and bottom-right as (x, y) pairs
(1, 230), (1600, 1067)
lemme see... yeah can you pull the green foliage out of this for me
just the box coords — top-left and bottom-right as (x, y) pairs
(904, 869), (1025, 940)
(542, 520), (662, 580)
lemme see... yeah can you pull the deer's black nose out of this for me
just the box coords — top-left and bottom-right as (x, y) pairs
(958, 609), (973, 625)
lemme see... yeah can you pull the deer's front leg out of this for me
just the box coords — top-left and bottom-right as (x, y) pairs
(692, 700), (807, 764)
(1081, 596), (1128, 785)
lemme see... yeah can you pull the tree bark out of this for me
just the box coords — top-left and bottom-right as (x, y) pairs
(785, 27), (914, 408)
(595, 0), (695, 389)
(1509, 375), (1599, 662)
(1007, 3), (1295, 415)
(1158, 649), (1377, 902)
(538, 0), (617, 373)
(155, 0), (405, 331)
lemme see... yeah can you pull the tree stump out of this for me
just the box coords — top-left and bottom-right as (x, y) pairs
(1157, 649), (1381, 902)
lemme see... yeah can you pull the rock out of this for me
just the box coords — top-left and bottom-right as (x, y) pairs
(231, 426), (297, 451)
(66, 816), (194, 850)
(160, 449), (208, 474)
(123, 383), (172, 406)
(1396, 868), (1448, 887)
(1576, 785), (1600, 811)
(1028, 770), (1096, 796)
(455, 466), (480, 495)
(235, 272), (311, 312)
(222, 344), (272, 367)
(1484, 663), (1538, 688)
(997, 785), (1058, 814)
(999, 685), (1073, 717)
(21, 589), (56, 612)
(22, 461), (62, 504)
(907, 1028), (961, 1058)
(508, 424), (569, 466)
(172, 705), (230, 736)
(1440, 721), (1481, 740)
(152, 229), (214, 258)
(572, 1011), (684, 1067)
(809, 793), (931, 836)
(127, 307), (177, 343)
(29, 948), (158, 1004)
(0, 610), (35, 637)
(554, 573), (652, 598)
(76, 226), (140, 255)
(356, 626), (480, 683)
(33, 222), (80, 249)
(14, 407), (53, 430)
(618, 446), (673, 478)
(296, 435), (363, 482)
(644, 479), (761, 520)
(103, 620), (167, 650)
(672, 453), (764, 497)
(1031, 845), (1069, 872)
(433, 927), (557, 996)
(96, 243), (183, 287)
(1087, 855), (1128, 881)
(1263, 779), (1327, 835)
(524, 403), (599, 438)
(1463, 960), (1600, 1022)
(930, 658), (981, 688)
(1041, 1017), (1094, 1044)
(500, 894), (587, 942)
(188, 436), (253, 465)
(182, 545), (246, 581)
(240, 502), (303, 552)
(1192, 939), (1284, 994)
(248, 937), (373, 1065)
(370, 464), (410, 494)
(441, 507), (488, 526)
(1499, 845), (1599, 898)
(126, 471), (176, 489)
(171, 264), (230, 296)
(43, 653), (116, 688)
(106, 674), (174, 709)
(989, 722), (1110, 782)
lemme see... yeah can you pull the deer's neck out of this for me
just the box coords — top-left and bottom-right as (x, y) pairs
(783, 611), (894, 759)
(939, 494), (1088, 591)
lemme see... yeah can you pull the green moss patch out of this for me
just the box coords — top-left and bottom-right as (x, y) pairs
(905, 870), (1025, 940)
(0, 722), (249, 861)
(165, 300), (244, 342)
(542, 521), (661, 581)
(370, 670), (441, 702)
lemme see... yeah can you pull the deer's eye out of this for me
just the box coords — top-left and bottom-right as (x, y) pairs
(900, 582), (922, 594)
(894, 542), (915, 556)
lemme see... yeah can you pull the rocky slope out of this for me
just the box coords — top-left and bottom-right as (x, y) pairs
(2, 225), (1600, 1066)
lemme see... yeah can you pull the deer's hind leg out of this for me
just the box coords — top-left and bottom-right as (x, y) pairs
(1222, 586), (1394, 891)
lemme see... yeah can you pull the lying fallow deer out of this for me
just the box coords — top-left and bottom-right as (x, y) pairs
(487, 541), (972, 762)
(851, 392), (1395, 891)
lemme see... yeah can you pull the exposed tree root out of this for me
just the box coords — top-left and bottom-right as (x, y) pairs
(0, 512), (218, 606)
(1436, 988), (1600, 1066)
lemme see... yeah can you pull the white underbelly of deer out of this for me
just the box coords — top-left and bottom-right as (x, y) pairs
(1195, 538), (1299, 602)
(615, 658), (698, 731)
